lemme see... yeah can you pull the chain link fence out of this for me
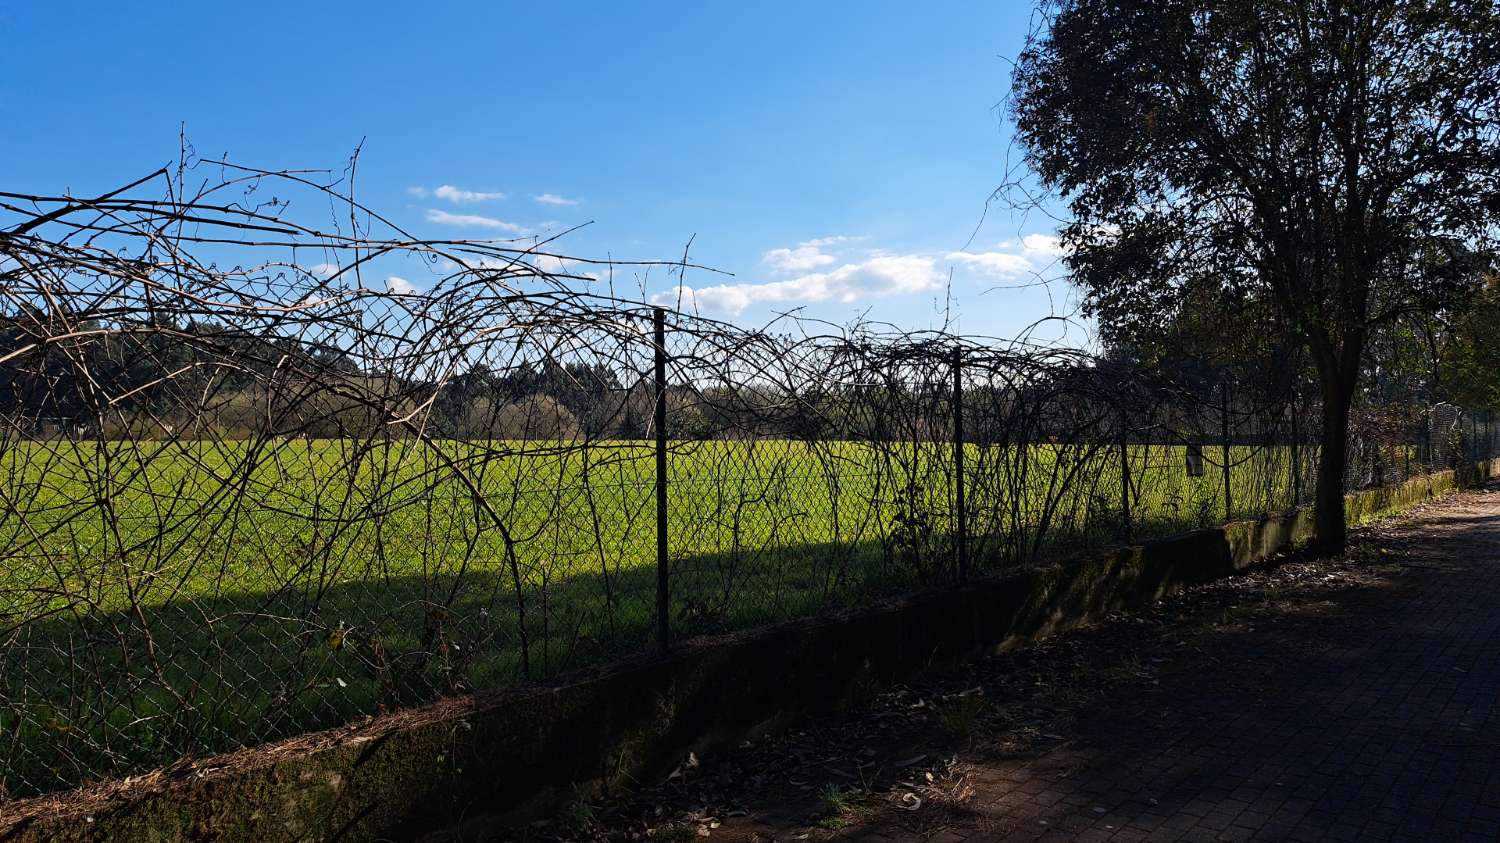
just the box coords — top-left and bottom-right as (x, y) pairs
(2, 165), (1496, 800)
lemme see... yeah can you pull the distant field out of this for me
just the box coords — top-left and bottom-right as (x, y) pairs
(1, 437), (1305, 596)
(0, 436), (1310, 794)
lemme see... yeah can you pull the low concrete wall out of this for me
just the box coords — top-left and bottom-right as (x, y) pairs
(4, 458), (1494, 843)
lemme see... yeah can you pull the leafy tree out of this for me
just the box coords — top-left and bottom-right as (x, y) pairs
(1439, 272), (1500, 412)
(459, 394), (581, 441)
(618, 393), (646, 440)
(1011, 0), (1500, 551)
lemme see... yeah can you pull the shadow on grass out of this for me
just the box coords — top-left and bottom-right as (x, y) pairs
(0, 504), (1232, 799)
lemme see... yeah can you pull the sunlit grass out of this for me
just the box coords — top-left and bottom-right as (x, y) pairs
(0, 435), (1321, 795)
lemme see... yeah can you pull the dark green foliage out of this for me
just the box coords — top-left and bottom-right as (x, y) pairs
(1010, 0), (1500, 550)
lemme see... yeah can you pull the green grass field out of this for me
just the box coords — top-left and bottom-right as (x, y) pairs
(0, 436), (1316, 795)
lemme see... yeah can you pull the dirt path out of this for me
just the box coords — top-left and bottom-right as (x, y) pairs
(528, 486), (1500, 842)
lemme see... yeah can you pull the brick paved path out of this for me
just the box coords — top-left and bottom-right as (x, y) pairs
(704, 487), (1500, 843)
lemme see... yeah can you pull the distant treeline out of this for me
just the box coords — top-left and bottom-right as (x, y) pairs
(0, 311), (652, 440)
(1, 309), (1431, 446)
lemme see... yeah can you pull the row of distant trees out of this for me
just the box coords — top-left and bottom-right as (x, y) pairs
(4, 296), (1492, 446)
(0, 309), (1181, 444)
(0, 311), (642, 441)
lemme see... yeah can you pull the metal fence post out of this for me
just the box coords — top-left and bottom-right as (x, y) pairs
(1403, 424), (1411, 479)
(1221, 380), (1233, 520)
(1119, 414), (1132, 544)
(1289, 397), (1300, 508)
(1425, 406), (1433, 471)
(653, 307), (670, 653)
(952, 346), (968, 582)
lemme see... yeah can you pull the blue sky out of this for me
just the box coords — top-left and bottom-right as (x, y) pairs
(0, 1), (1080, 343)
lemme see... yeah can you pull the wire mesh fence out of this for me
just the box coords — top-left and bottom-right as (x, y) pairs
(2, 164), (1496, 800)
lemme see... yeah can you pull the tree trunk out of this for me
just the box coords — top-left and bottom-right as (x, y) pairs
(1313, 377), (1354, 555)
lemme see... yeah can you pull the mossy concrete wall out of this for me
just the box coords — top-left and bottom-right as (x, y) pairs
(4, 458), (1494, 843)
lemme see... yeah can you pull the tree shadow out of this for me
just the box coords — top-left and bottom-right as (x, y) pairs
(1, 502), (1228, 799)
(905, 552), (1480, 840)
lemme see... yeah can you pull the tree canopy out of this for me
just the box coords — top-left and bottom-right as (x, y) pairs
(1011, 0), (1500, 550)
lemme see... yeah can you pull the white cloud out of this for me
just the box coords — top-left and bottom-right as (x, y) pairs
(406, 186), (429, 199)
(661, 254), (943, 316)
(532, 254), (570, 273)
(942, 232), (1068, 280)
(434, 184), (505, 203)
(456, 255), (523, 272)
(761, 235), (867, 274)
(801, 235), (864, 248)
(1021, 233), (1068, 257)
(663, 232), (1064, 317)
(424, 209), (527, 233)
(306, 262), (341, 278)
(386, 276), (420, 295)
(763, 244), (837, 273)
(945, 250), (1033, 277)
(533, 193), (580, 206)
(531, 253), (603, 281)
(989, 232), (1069, 259)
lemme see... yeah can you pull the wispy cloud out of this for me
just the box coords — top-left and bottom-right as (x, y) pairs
(943, 232), (1068, 279)
(801, 235), (864, 248)
(661, 254), (943, 316)
(306, 262), (342, 279)
(409, 185), (506, 203)
(763, 244), (837, 274)
(533, 193), (580, 206)
(532, 254), (570, 274)
(424, 209), (527, 233)
(762, 235), (866, 274)
(386, 276), (420, 295)
(981, 233), (1069, 261)
(531, 253), (604, 282)
(1020, 233), (1067, 257)
(455, 255), (522, 272)
(944, 250), (1032, 277)
(435, 185), (505, 203)
(658, 231), (1064, 317)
